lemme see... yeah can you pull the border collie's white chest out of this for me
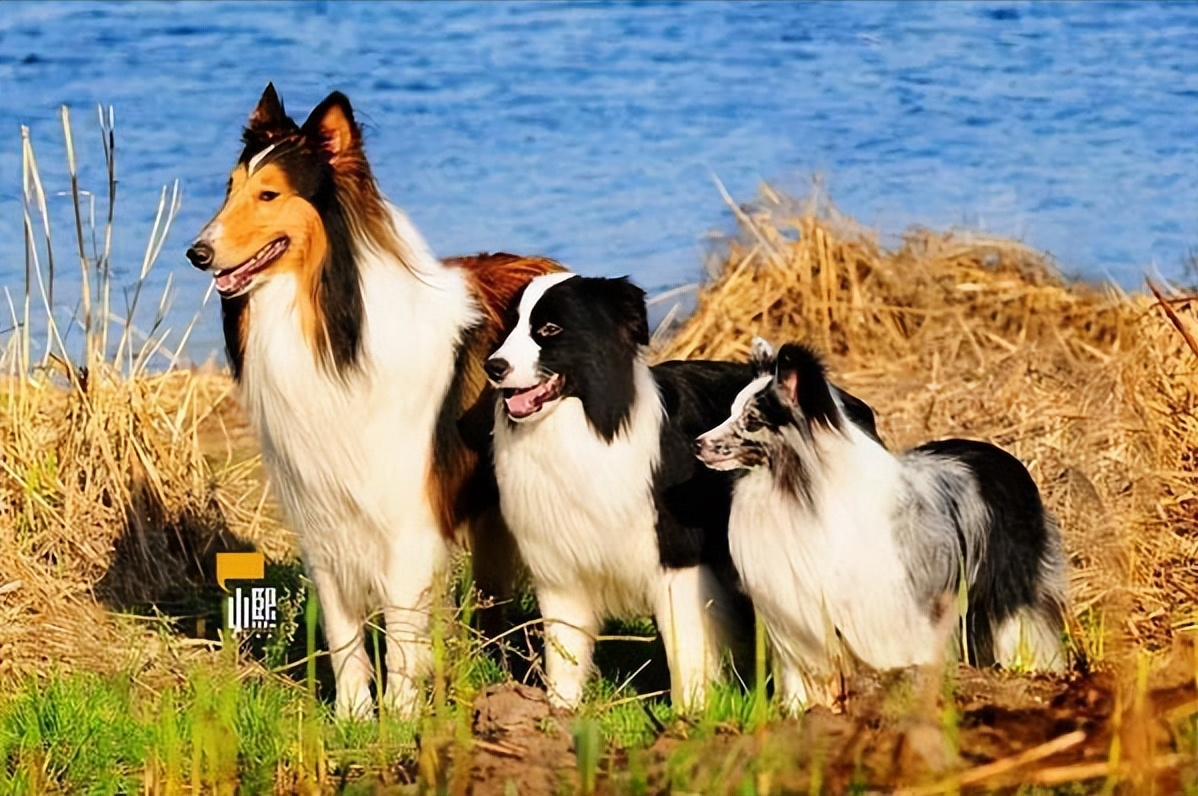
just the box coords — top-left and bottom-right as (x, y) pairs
(493, 369), (665, 618)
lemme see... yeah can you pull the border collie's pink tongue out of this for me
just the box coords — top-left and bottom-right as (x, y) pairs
(504, 375), (562, 418)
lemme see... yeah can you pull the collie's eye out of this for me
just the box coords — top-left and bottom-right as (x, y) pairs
(537, 323), (562, 338)
(258, 190), (280, 202)
(743, 415), (764, 433)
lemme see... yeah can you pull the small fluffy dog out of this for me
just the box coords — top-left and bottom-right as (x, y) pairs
(695, 339), (1067, 712)
(483, 275), (881, 710)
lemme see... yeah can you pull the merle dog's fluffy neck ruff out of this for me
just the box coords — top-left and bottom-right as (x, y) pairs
(695, 339), (1067, 712)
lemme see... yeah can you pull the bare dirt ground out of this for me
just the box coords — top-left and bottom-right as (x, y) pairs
(447, 650), (1195, 796)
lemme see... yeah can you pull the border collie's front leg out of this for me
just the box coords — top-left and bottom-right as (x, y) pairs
(538, 586), (599, 710)
(309, 566), (373, 720)
(380, 532), (446, 718)
(655, 566), (727, 713)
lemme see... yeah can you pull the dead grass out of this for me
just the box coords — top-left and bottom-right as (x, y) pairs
(0, 109), (285, 685)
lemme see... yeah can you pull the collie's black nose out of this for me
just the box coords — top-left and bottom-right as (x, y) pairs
(186, 241), (215, 270)
(484, 357), (511, 383)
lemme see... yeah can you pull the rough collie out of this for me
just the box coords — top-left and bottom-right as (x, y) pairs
(695, 338), (1068, 712)
(483, 275), (881, 710)
(185, 85), (561, 718)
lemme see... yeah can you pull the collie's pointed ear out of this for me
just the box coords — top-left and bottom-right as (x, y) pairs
(248, 83), (288, 132)
(750, 336), (775, 375)
(604, 276), (649, 347)
(302, 91), (361, 165)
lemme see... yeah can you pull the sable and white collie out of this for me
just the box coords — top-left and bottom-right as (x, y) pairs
(483, 275), (881, 710)
(695, 339), (1068, 713)
(186, 85), (561, 718)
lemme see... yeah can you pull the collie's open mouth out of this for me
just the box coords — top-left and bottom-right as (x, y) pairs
(503, 374), (564, 419)
(213, 237), (289, 296)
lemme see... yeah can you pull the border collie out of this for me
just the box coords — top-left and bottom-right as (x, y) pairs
(695, 339), (1067, 712)
(185, 85), (561, 718)
(483, 275), (882, 710)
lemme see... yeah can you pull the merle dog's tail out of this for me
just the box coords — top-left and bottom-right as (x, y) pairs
(990, 514), (1068, 671)
(918, 439), (1069, 672)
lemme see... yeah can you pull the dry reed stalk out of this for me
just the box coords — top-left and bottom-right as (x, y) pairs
(0, 112), (281, 686)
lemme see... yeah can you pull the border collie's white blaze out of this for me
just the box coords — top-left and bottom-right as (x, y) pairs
(696, 339), (1068, 713)
(485, 274), (756, 711)
(186, 85), (562, 718)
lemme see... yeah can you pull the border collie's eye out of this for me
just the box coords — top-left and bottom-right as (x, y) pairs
(258, 191), (280, 202)
(537, 323), (562, 338)
(744, 415), (764, 433)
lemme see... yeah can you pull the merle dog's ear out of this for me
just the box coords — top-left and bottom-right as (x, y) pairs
(775, 343), (840, 428)
(302, 91), (362, 167)
(602, 276), (649, 347)
(750, 336), (775, 376)
(247, 83), (289, 133)
(775, 343), (822, 406)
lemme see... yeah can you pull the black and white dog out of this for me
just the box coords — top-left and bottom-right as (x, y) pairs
(484, 274), (880, 710)
(695, 338), (1068, 712)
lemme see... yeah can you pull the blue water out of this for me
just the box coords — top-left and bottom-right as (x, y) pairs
(1, 1), (1195, 358)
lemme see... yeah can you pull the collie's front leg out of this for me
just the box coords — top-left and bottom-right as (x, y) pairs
(379, 533), (446, 718)
(537, 586), (599, 711)
(309, 567), (373, 720)
(655, 566), (727, 713)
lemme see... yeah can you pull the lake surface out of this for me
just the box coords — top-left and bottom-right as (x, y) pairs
(1, 1), (1195, 359)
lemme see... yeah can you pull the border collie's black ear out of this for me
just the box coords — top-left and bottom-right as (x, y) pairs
(248, 83), (288, 132)
(750, 336), (776, 376)
(302, 91), (361, 166)
(602, 276), (649, 347)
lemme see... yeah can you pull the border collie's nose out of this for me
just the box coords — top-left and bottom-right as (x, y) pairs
(484, 357), (511, 383)
(186, 242), (215, 270)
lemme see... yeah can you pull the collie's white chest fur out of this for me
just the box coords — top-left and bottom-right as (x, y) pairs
(241, 244), (478, 614)
(493, 365), (665, 618)
(729, 425), (943, 675)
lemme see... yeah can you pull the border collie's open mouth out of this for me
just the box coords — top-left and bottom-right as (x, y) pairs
(213, 237), (289, 296)
(503, 374), (564, 419)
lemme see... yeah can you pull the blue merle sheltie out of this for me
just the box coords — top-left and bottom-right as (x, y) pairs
(694, 338), (1068, 712)
(185, 84), (562, 718)
(482, 275), (881, 710)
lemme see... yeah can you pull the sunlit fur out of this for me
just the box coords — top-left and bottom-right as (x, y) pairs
(188, 85), (561, 719)
(695, 339), (1067, 713)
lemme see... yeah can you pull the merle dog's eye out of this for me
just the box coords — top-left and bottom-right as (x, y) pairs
(743, 415), (764, 432)
(537, 322), (562, 338)
(258, 190), (280, 202)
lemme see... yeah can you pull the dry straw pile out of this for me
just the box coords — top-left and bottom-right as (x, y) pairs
(659, 186), (1198, 656)
(0, 111), (284, 683)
